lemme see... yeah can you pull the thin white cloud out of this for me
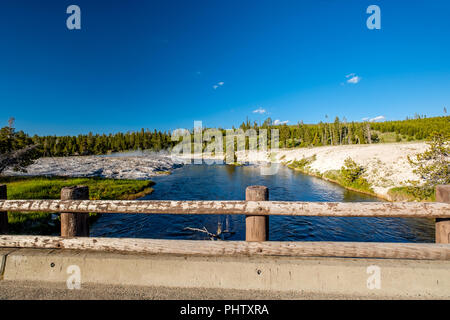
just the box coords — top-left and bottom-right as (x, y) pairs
(346, 73), (356, 78)
(370, 115), (385, 122)
(253, 107), (266, 114)
(213, 81), (224, 89)
(273, 119), (289, 125)
(362, 115), (386, 122)
(347, 75), (361, 84)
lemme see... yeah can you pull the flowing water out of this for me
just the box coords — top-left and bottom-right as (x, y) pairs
(91, 164), (435, 242)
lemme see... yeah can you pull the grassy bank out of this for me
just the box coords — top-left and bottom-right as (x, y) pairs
(0, 176), (155, 234)
(387, 187), (435, 202)
(286, 155), (381, 199)
(286, 158), (437, 202)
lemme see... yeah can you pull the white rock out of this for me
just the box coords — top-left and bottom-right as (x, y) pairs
(4, 154), (182, 180)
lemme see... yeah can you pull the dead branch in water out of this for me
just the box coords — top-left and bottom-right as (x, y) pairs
(184, 222), (234, 241)
(184, 226), (218, 240)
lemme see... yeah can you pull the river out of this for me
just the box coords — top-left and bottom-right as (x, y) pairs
(90, 164), (435, 242)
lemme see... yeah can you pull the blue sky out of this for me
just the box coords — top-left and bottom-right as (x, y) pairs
(0, 0), (449, 135)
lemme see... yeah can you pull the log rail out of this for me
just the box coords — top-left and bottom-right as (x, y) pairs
(0, 184), (449, 260)
(0, 236), (449, 260)
(0, 199), (448, 218)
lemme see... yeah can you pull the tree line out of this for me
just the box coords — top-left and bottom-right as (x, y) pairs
(1, 116), (448, 159)
(370, 116), (449, 141)
(237, 116), (449, 148)
(34, 129), (174, 157)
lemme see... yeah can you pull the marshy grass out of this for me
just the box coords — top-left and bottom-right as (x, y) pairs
(387, 186), (435, 202)
(0, 176), (155, 234)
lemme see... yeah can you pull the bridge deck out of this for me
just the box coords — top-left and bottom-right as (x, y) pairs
(1, 247), (449, 299)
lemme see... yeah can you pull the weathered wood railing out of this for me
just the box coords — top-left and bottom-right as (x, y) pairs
(0, 185), (449, 260)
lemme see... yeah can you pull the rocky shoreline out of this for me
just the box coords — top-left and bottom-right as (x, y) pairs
(3, 154), (183, 180)
(234, 142), (430, 199)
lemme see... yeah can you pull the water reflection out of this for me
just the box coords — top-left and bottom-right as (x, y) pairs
(91, 164), (435, 243)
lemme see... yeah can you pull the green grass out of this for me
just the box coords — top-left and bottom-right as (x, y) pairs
(374, 130), (423, 143)
(287, 155), (316, 172)
(0, 176), (155, 235)
(376, 131), (405, 143)
(322, 170), (374, 194)
(288, 156), (375, 197)
(387, 186), (435, 202)
(228, 162), (243, 166)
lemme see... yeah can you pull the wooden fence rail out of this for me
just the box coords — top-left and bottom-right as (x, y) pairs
(0, 199), (449, 218)
(0, 236), (449, 260)
(0, 185), (449, 260)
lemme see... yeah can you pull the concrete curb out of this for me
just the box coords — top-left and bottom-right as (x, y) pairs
(1, 248), (450, 299)
(0, 249), (16, 278)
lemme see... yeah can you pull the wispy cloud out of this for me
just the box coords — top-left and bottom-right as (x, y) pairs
(253, 107), (266, 114)
(213, 81), (224, 90)
(273, 119), (289, 125)
(344, 73), (361, 84)
(346, 75), (361, 84)
(370, 115), (385, 122)
(362, 115), (386, 122)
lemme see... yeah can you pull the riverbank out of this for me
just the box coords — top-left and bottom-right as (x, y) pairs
(235, 142), (432, 201)
(2, 153), (181, 180)
(0, 176), (155, 234)
(2, 142), (436, 202)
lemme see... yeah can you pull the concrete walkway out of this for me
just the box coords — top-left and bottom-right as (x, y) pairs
(0, 280), (360, 300)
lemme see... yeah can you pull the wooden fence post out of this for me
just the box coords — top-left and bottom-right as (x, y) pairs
(0, 185), (7, 234)
(245, 185), (269, 241)
(61, 186), (89, 237)
(436, 185), (450, 244)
